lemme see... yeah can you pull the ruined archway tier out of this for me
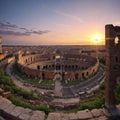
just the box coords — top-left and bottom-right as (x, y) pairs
(17, 53), (99, 80)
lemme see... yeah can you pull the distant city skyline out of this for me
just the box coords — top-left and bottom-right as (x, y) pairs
(0, 0), (120, 45)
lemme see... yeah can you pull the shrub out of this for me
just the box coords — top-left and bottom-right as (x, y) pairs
(79, 97), (105, 110)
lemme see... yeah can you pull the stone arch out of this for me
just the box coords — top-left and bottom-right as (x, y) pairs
(54, 73), (62, 81)
(37, 65), (40, 70)
(42, 73), (45, 80)
(115, 36), (119, 45)
(82, 72), (84, 78)
(86, 72), (89, 76)
(75, 73), (79, 80)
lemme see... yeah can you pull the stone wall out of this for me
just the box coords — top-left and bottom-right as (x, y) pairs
(0, 96), (109, 120)
(17, 54), (99, 80)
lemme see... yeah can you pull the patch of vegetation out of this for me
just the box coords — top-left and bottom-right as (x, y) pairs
(98, 55), (105, 65)
(8, 95), (53, 114)
(40, 80), (55, 86)
(0, 66), (52, 114)
(115, 83), (120, 104)
(79, 97), (105, 110)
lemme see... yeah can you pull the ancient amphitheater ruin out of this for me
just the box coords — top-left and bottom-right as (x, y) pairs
(0, 24), (120, 120)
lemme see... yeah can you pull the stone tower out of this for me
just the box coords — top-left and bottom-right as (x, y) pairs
(0, 36), (2, 53)
(105, 24), (120, 109)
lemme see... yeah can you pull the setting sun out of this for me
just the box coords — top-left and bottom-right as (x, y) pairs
(90, 33), (103, 45)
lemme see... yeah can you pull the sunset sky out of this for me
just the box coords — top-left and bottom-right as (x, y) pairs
(0, 0), (120, 45)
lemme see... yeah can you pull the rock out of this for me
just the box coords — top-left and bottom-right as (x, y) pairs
(47, 112), (61, 120)
(60, 113), (69, 120)
(3, 104), (16, 114)
(30, 110), (45, 120)
(68, 113), (78, 120)
(91, 108), (104, 118)
(10, 106), (25, 117)
(18, 108), (32, 120)
(0, 100), (11, 110)
(76, 109), (93, 120)
(96, 116), (107, 120)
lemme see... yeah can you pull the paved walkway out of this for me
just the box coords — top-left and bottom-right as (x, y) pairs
(6, 61), (53, 95)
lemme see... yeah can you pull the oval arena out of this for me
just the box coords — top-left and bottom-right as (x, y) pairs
(17, 50), (99, 81)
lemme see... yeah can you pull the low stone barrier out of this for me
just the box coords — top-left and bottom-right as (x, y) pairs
(0, 96), (109, 120)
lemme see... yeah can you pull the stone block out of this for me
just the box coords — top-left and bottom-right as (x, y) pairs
(0, 101), (11, 110)
(10, 106), (25, 117)
(76, 109), (93, 120)
(60, 113), (69, 120)
(30, 110), (45, 120)
(3, 104), (16, 113)
(68, 113), (78, 120)
(91, 108), (104, 118)
(18, 108), (32, 120)
(0, 97), (11, 104)
(47, 112), (61, 120)
(96, 116), (107, 120)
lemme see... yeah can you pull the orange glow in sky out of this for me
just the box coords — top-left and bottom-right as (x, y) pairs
(0, 0), (118, 45)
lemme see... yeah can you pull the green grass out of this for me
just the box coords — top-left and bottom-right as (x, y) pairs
(40, 80), (55, 85)
(8, 95), (53, 114)
(79, 97), (105, 110)
(0, 65), (53, 114)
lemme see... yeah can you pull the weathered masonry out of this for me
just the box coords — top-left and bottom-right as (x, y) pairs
(105, 24), (120, 108)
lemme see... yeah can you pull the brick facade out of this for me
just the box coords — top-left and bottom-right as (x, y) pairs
(17, 53), (99, 81)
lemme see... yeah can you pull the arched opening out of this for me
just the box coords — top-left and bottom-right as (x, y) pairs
(75, 73), (79, 80)
(42, 73), (45, 80)
(82, 72), (84, 77)
(115, 36), (119, 45)
(115, 56), (119, 63)
(37, 65), (40, 70)
(86, 72), (89, 76)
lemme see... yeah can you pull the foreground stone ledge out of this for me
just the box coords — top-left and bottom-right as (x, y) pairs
(76, 109), (93, 120)
(95, 116), (107, 120)
(91, 108), (104, 118)
(0, 97), (12, 104)
(30, 110), (45, 120)
(46, 112), (61, 120)
(68, 113), (78, 120)
(3, 104), (16, 114)
(10, 106), (25, 117)
(0, 100), (11, 110)
(18, 108), (32, 120)
(60, 113), (69, 120)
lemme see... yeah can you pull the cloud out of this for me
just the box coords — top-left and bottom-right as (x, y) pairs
(54, 10), (83, 23)
(0, 30), (30, 36)
(0, 21), (17, 29)
(0, 21), (50, 36)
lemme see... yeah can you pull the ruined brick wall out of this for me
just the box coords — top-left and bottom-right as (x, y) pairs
(17, 54), (99, 80)
(105, 24), (120, 108)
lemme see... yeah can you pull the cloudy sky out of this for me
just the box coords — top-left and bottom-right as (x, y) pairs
(0, 0), (120, 45)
